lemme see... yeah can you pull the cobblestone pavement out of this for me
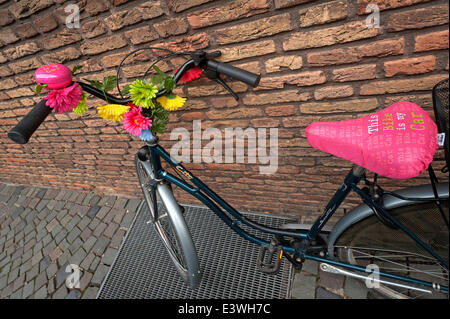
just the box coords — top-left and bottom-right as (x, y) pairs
(0, 182), (140, 299)
(289, 260), (381, 299)
(0, 182), (381, 299)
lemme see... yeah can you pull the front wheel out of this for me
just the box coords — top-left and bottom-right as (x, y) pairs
(135, 155), (201, 289)
(333, 200), (449, 299)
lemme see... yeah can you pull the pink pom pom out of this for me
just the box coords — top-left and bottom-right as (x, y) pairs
(43, 83), (83, 114)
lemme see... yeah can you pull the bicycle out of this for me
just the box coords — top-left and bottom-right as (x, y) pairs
(7, 48), (449, 299)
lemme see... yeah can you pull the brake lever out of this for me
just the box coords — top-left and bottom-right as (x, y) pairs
(204, 69), (239, 101)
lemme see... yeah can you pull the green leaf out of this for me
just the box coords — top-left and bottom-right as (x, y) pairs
(35, 84), (47, 94)
(121, 84), (131, 96)
(83, 78), (103, 90)
(163, 77), (175, 92)
(153, 65), (167, 77)
(71, 65), (83, 75)
(102, 75), (117, 93)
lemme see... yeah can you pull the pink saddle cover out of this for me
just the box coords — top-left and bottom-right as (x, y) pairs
(306, 101), (438, 179)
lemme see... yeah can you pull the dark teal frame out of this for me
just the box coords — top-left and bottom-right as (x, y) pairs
(147, 142), (449, 293)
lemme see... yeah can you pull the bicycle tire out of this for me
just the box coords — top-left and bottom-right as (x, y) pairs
(135, 155), (201, 289)
(333, 200), (449, 299)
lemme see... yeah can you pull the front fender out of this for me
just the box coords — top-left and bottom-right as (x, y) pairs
(327, 182), (449, 258)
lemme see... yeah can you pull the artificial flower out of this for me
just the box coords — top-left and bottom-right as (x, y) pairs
(73, 92), (88, 115)
(139, 129), (156, 142)
(129, 79), (158, 109)
(157, 93), (186, 111)
(127, 102), (138, 109)
(176, 66), (203, 83)
(123, 106), (152, 136)
(97, 104), (130, 122)
(43, 82), (82, 114)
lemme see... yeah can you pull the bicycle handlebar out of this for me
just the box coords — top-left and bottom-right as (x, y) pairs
(7, 55), (260, 145)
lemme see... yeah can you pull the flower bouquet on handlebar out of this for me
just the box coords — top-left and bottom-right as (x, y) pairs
(33, 50), (205, 142)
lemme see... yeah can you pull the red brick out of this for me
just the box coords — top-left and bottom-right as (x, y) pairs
(357, 0), (433, 14)
(125, 26), (158, 45)
(332, 64), (377, 82)
(104, 1), (163, 31)
(387, 5), (448, 32)
(300, 0), (348, 27)
(166, 0), (214, 12)
(265, 105), (296, 117)
(187, 0), (270, 29)
(283, 21), (378, 51)
(152, 33), (209, 55)
(81, 35), (127, 55)
(216, 40), (276, 62)
(274, 0), (313, 9)
(414, 30), (449, 52)
(154, 18), (188, 38)
(215, 13), (292, 45)
(81, 20), (107, 39)
(314, 85), (354, 100)
(307, 38), (404, 66)
(384, 56), (436, 77)
(34, 13), (58, 33)
(0, 9), (14, 27)
(360, 74), (449, 95)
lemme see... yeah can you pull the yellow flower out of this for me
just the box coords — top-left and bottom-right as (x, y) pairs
(97, 104), (130, 122)
(157, 94), (186, 111)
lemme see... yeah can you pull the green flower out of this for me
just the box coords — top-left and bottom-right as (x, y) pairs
(73, 92), (88, 115)
(129, 79), (159, 109)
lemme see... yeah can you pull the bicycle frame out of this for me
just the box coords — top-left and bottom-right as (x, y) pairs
(144, 141), (449, 294)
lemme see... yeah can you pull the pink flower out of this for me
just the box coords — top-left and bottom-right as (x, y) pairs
(43, 83), (83, 114)
(123, 106), (152, 136)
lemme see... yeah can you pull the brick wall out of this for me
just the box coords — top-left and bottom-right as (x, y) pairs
(0, 0), (448, 223)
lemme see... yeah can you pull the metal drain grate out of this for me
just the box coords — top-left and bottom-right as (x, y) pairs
(97, 201), (294, 299)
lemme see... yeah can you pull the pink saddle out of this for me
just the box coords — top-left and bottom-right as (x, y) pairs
(306, 101), (438, 179)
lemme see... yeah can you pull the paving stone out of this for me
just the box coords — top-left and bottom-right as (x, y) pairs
(316, 287), (343, 299)
(7, 266), (19, 285)
(103, 223), (119, 239)
(95, 206), (111, 220)
(101, 248), (118, 266)
(69, 248), (87, 266)
(46, 263), (58, 280)
(40, 256), (51, 273)
(318, 269), (345, 294)
(93, 222), (107, 237)
(55, 264), (69, 288)
(82, 286), (99, 299)
(79, 272), (93, 291)
(89, 195), (101, 206)
(69, 238), (83, 255)
(49, 247), (63, 263)
(290, 273), (316, 299)
(34, 285), (48, 299)
(10, 287), (22, 299)
(344, 277), (369, 299)
(66, 289), (82, 299)
(67, 227), (82, 243)
(53, 285), (68, 299)
(91, 264), (109, 286)
(23, 281), (34, 299)
(34, 271), (47, 291)
(87, 206), (101, 218)
(89, 257), (101, 272)
(125, 199), (142, 213)
(80, 252), (96, 270)
(120, 213), (135, 228)
(82, 236), (97, 253)
(92, 236), (109, 256)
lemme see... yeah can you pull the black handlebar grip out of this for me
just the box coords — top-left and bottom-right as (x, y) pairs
(8, 100), (52, 144)
(206, 60), (261, 87)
